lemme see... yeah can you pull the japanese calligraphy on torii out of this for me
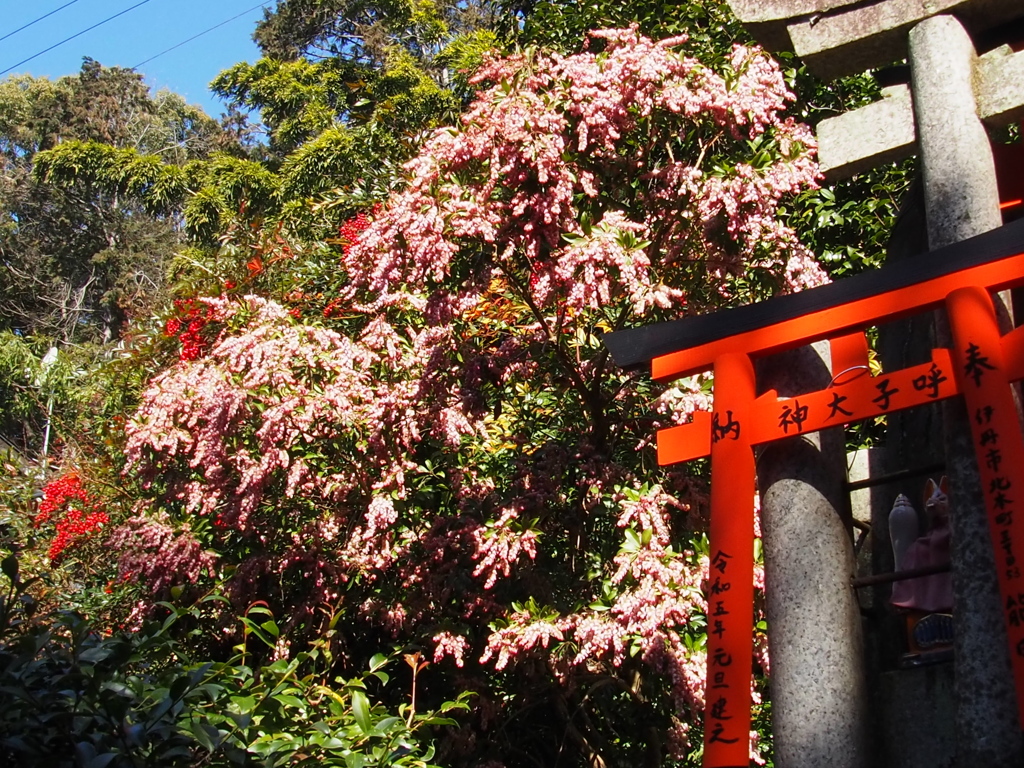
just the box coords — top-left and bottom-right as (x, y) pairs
(602, 216), (1024, 768)
(658, 346), (959, 465)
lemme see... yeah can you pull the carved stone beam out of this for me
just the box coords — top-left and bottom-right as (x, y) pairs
(817, 84), (915, 182)
(724, 0), (865, 55)
(817, 44), (1024, 182)
(726, 0), (1024, 81)
(977, 44), (1024, 128)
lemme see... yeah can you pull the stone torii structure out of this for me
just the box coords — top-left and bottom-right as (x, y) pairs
(726, 2), (1024, 767)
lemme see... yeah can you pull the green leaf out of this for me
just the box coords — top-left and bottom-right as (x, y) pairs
(148, 695), (174, 724)
(350, 689), (372, 734)
(230, 694), (257, 713)
(2, 553), (18, 584)
(169, 673), (192, 701)
(157, 746), (193, 760)
(420, 716), (457, 726)
(189, 722), (220, 753)
(273, 694), (305, 709)
(227, 711), (252, 730)
(78, 645), (114, 664)
(373, 716), (402, 732)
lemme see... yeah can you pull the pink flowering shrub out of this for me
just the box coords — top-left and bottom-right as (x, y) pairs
(119, 28), (814, 766)
(106, 514), (215, 593)
(343, 28), (824, 320)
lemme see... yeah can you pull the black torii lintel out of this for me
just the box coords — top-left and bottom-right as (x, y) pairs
(601, 215), (1024, 372)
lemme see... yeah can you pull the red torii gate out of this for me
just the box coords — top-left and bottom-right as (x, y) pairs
(603, 216), (1024, 767)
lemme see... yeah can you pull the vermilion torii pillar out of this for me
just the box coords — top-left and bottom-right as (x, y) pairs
(946, 286), (1024, 707)
(701, 353), (756, 762)
(603, 217), (1024, 767)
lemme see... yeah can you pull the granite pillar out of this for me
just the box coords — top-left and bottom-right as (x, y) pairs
(757, 343), (870, 768)
(909, 14), (1024, 767)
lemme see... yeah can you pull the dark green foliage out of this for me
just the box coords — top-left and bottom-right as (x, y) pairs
(212, 58), (370, 152)
(777, 51), (915, 279)
(507, 0), (746, 59)
(0, 163), (178, 343)
(33, 142), (190, 214)
(253, 0), (500, 64)
(217, 1), (500, 157)
(24, 4), (502, 269)
(0, 541), (466, 768)
(0, 334), (86, 459)
(790, 168), (914, 279)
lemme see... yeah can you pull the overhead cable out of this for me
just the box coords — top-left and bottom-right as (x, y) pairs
(0, 0), (156, 77)
(133, 1), (269, 70)
(0, 0), (83, 44)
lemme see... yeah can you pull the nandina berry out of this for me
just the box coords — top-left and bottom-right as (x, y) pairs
(35, 475), (108, 562)
(164, 299), (213, 361)
(338, 208), (376, 256)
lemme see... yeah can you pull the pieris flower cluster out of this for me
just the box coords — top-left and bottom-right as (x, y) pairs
(344, 26), (824, 324)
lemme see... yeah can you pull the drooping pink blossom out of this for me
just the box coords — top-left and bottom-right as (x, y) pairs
(107, 513), (216, 593)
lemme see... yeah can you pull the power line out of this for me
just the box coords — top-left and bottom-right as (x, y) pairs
(0, 0), (83, 44)
(0, 0), (157, 78)
(133, 2), (269, 70)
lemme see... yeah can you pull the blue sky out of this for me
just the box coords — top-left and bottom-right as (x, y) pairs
(0, 0), (270, 117)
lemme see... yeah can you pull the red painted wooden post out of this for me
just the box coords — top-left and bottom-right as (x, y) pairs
(703, 352), (756, 766)
(947, 285), (1024, 726)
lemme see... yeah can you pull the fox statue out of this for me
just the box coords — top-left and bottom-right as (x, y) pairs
(890, 477), (953, 612)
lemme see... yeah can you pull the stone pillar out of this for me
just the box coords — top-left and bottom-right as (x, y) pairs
(909, 14), (1024, 767)
(757, 343), (869, 768)
(910, 16), (1002, 249)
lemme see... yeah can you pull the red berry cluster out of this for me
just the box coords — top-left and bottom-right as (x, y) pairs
(337, 205), (379, 256)
(164, 299), (214, 361)
(49, 508), (109, 562)
(323, 298), (345, 318)
(34, 475), (108, 563)
(34, 474), (90, 527)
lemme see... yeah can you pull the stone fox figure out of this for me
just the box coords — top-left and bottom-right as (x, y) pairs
(890, 477), (953, 612)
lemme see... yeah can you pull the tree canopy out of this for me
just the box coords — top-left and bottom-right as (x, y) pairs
(0, 61), (231, 346)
